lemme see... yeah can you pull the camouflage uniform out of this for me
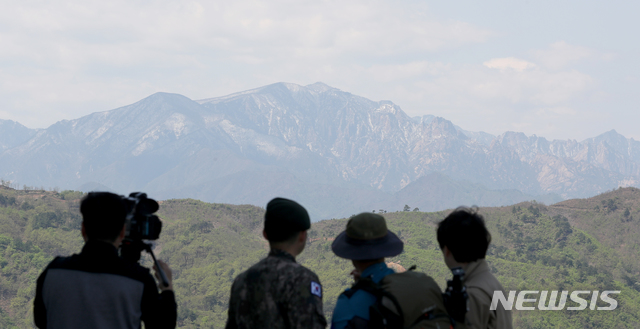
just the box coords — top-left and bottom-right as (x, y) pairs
(225, 249), (327, 329)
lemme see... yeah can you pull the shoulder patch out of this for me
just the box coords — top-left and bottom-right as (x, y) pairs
(311, 281), (322, 298)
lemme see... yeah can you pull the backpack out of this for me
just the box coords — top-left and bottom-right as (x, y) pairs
(345, 267), (466, 329)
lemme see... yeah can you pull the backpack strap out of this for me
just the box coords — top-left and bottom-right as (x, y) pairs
(341, 277), (380, 298)
(344, 277), (406, 329)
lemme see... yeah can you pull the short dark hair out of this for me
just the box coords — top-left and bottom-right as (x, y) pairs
(437, 207), (491, 263)
(269, 231), (300, 245)
(80, 192), (128, 242)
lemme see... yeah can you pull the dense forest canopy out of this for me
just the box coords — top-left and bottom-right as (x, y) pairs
(1, 186), (640, 328)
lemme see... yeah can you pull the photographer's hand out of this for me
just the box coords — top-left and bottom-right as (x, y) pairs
(153, 260), (173, 292)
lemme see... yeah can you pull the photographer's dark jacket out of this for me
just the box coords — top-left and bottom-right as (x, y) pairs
(34, 240), (177, 329)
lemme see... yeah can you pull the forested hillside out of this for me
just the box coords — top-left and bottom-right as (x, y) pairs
(0, 187), (84, 328)
(1, 187), (640, 328)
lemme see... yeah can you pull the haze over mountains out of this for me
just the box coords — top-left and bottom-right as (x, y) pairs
(1, 82), (639, 219)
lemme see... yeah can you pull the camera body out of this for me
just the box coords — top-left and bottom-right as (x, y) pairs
(123, 192), (162, 241)
(120, 192), (163, 265)
(119, 192), (170, 287)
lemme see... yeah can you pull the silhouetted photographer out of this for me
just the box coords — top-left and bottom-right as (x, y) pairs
(34, 192), (177, 329)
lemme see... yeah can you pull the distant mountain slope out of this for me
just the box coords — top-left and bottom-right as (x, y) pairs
(198, 83), (491, 192)
(0, 120), (37, 153)
(549, 187), (640, 276)
(0, 82), (639, 219)
(488, 131), (640, 197)
(387, 172), (562, 212)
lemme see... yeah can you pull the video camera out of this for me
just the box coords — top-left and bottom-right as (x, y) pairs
(119, 192), (169, 287)
(123, 192), (162, 241)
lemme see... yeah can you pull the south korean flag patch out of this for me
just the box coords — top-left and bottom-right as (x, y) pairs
(311, 281), (322, 298)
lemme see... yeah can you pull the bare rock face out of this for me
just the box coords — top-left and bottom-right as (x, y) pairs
(0, 82), (638, 218)
(483, 130), (640, 198)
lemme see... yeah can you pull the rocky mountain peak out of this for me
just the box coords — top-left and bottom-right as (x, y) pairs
(0, 82), (638, 218)
(586, 129), (640, 161)
(305, 82), (334, 93)
(427, 117), (460, 136)
(0, 120), (38, 151)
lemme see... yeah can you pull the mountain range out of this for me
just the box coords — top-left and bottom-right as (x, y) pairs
(1, 82), (639, 219)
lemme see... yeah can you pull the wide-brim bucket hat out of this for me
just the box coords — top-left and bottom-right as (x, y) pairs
(331, 212), (404, 260)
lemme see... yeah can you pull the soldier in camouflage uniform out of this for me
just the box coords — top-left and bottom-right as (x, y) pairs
(225, 198), (327, 329)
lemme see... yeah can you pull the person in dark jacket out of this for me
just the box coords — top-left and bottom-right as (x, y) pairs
(225, 197), (327, 329)
(34, 192), (177, 329)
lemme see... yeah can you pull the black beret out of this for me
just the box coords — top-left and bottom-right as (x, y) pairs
(264, 197), (311, 242)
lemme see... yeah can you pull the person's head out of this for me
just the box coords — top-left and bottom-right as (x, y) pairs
(437, 207), (491, 268)
(80, 192), (128, 244)
(263, 197), (311, 256)
(331, 212), (403, 271)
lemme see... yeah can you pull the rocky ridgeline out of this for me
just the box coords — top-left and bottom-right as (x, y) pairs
(0, 82), (638, 219)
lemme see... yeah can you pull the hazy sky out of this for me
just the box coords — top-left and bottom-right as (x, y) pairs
(1, 0), (638, 140)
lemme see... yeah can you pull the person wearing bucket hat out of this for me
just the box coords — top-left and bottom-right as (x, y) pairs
(225, 198), (327, 329)
(330, 212), (404, 329)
